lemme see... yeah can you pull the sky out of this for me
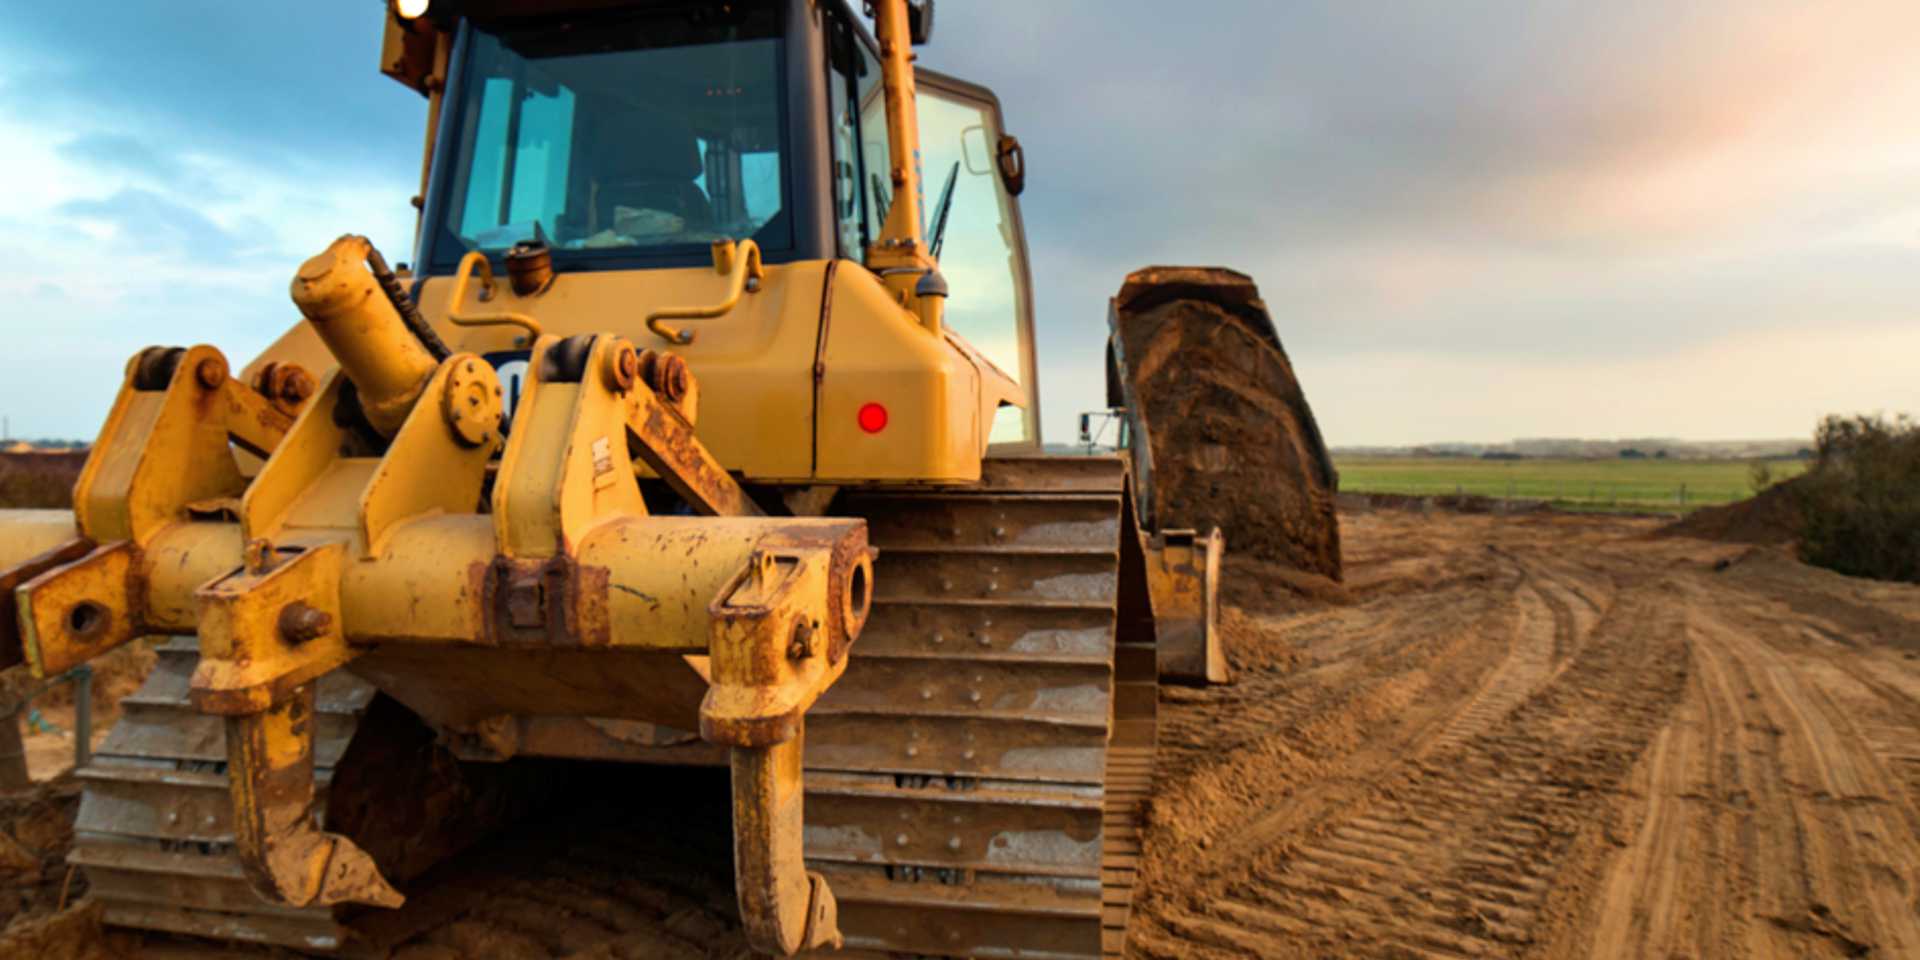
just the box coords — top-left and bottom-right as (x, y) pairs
(0, 1), (1916, 447)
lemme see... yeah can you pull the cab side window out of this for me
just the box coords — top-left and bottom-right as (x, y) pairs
(917, 85), (1033, 445)
(826, 16), (889, 260)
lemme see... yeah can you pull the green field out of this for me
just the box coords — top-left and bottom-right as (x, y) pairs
(1334, 457), (1808, 513)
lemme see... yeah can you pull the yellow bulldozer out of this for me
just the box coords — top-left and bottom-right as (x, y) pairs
(0, 1), (1265, 955)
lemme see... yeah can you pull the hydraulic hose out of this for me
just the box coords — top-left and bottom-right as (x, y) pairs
(360, 238), (452, 362)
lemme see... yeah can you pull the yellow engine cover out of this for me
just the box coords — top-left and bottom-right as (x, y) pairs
(243, 258), (1020, 485)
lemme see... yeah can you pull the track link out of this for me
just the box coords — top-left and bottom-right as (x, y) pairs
(807, 455), (1157, 959)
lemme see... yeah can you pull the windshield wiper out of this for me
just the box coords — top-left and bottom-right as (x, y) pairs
(927, 161), (959, 260)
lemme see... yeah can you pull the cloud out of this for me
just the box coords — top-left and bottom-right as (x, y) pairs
(58, 132), (186, 182)
(0, 0), (1914, 448)
(0, 2), (424, 440)
(58, 188), (252, 259)
(0, 0), (424, 177)
(922, 0), (1920, 444)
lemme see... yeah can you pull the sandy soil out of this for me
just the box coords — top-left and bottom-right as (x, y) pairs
(8, 506), (1920, 959)
(1134, 506), (1920, 960)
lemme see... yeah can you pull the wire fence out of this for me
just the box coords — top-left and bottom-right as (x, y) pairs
(1, 664), (94, 788)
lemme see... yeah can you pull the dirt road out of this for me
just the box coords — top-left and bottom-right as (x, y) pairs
(9, 506), (1920, 959)
(1133, 506), (1920, 960)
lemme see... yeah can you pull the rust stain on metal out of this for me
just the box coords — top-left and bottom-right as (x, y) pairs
(481, 555), (611, 647)
(0, 538), (95, 671)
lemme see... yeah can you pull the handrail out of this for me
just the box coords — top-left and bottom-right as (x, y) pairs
(447, 250), (544, 340)
(646, 239), (764, 345)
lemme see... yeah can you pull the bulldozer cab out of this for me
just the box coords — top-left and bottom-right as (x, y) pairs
(402, 0), (1042, 447)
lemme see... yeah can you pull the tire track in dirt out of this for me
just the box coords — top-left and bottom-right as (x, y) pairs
(1138, 542), (1534, 912)
(1167, 580), (1683, 959)
(1558, 554), (1920, 960)
(1133, 510), (1694, 960)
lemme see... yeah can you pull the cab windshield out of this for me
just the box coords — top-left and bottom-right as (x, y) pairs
(427, 4), (790, 271)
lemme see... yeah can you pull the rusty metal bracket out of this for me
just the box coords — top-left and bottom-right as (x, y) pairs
(701, 544), (857, 955)
(494, 333), (760, 558)
(618, 344), (760, 518)
(191, 541), (356, 715)
(7, 343), (300, 680)
(359, 353), (503, 555)
(1146, 527), (1228, 685)
(0, 538), (95, 673)
(193, 542), (399, 908)
(194, 545), (360, 718)
(17, 541), (143, 679)
(75, 344), (290, 547)
(225, 682), (402, 909)
(477, 555), (611, 647)
(701, 546), (847, 747)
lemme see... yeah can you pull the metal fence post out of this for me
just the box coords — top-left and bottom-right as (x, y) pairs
(72, 663), (93, 770)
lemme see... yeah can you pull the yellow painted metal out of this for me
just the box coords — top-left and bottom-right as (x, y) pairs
(701, 545), (850, 747)
(75, 345), (252, 546)
(439, 354), (505, 448)
(379, 2), (440, 96)
(0, 537), (91, 675)
(17, 541), (139, 678)
(11, 342), (300, 679)
(813, 267), (982, 481)
(1144, 527), (1229, 685)
(192, 541), (356, 715)
(142, 521), (245, 633)
(702, 543), (855, 955)
(218, 376), (302, 460)
(240, 372), (352, 543)
(645, 239), (766, 345)
(380, 6), (450, 232)
(209, 514), (859, 655)
(359, 354), (501, 554)
(226, 683), (403, 909)
(581, 519), (854, 653)
(731, 736), (841, 954)
(0, 2), (1106, 943)
(290, 236), (439, 436)
(447, 250), (545, 341)
(492, 335), (649, 557)
(865, 0), (929, 276)
(336, 514), (491, 645)
(432, 263), (832, 481)
(259, 256), (999, 484)
(101, 235), (876, 933)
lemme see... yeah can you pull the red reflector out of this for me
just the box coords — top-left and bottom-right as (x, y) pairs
(857, 402), (889, 434)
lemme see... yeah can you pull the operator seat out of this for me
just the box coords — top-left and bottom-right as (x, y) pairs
(589, 106), (714, 237)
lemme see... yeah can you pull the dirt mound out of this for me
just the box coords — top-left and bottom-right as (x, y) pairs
(0, 451), (85, 509)
(0, 900), (111, 960)
(0, 774), (83, 933)
(1110, 267), (1342, 580)
(1661, 477), (1804, 545)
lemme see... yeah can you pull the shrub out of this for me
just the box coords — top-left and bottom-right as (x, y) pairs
(1795, 414), (1920, 582)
